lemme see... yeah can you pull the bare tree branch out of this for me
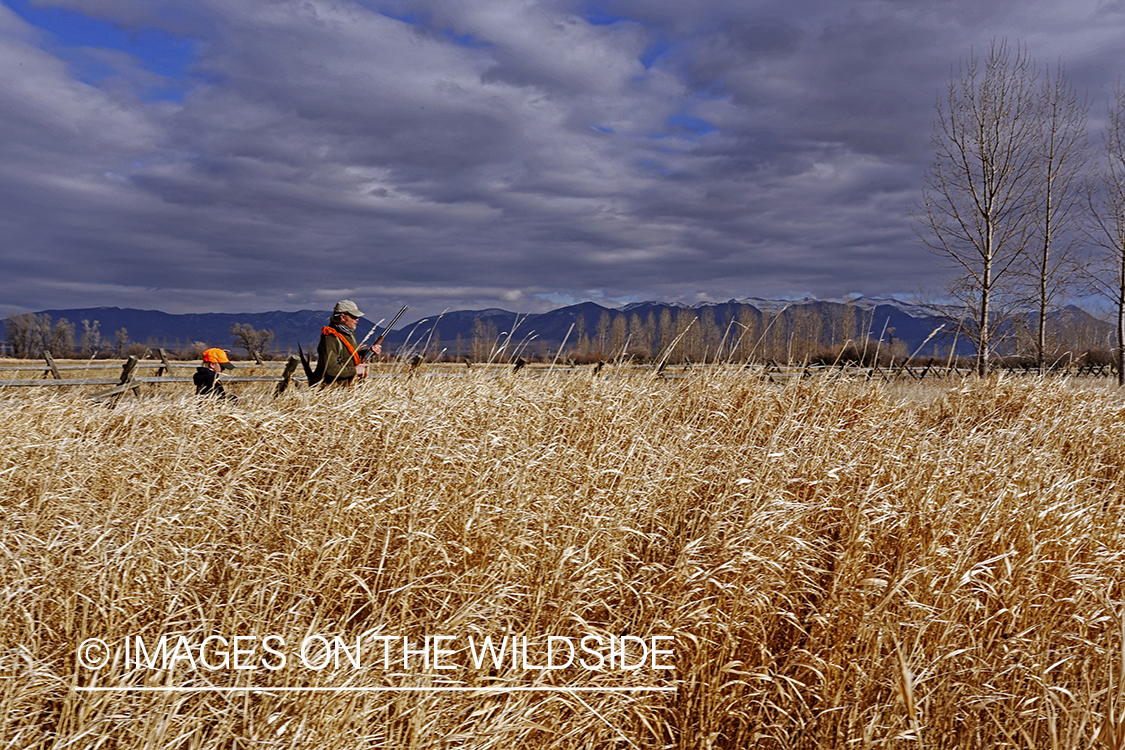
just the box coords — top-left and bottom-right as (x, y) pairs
(915, 40), (1042, 375)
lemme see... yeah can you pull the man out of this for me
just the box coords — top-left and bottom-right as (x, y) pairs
(194, 348), (238, 402)
(314, 300), (381, 386)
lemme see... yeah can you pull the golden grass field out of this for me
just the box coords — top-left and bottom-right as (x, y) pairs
(3, 368), (1125, 748)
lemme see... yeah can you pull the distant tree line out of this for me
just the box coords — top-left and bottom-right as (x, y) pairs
(414, 301), (1112, 368)
(5, 304), (1113, 369)
(2, 314), (277, 362)
(1, 314), (113, 359)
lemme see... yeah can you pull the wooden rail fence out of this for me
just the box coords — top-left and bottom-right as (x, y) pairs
(0, 350), (302, 401)
(2, 348), (1121, 399)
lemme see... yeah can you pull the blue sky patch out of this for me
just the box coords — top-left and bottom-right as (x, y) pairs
(6, 0), (196, 100)
(583, 10), (625, 26)
(443, 28), (491, 49)
(667, 113), (717, 136)
(581, 0), (628, 26)
(640, 38), (672, 69)
(377, 8), (490, 50)
(378, 7), (429, 28)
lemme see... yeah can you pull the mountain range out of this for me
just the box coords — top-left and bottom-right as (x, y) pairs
(32, 297), (1110, 360)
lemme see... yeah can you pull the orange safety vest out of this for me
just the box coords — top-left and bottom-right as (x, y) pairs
(321, 326), (363, 376)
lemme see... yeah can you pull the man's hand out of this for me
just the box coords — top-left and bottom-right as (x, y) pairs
(371, 343), (382, 356)
(355, 363), (367, 378)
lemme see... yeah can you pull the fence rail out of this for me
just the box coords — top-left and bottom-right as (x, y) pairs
(753, 360), (1120, 382)
(0, 350), (302, 400)
(0, 349), (1120, 400)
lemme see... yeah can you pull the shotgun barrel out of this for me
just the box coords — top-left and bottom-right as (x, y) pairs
(364, 305), (408, 360)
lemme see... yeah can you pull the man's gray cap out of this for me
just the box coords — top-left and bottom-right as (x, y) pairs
(333, 299), (365, 317)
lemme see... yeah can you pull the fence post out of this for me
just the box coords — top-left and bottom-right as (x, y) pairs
(43, 351), (62, 379)
(85, 356), (140, 401)
(121, 356), (138, 385)
(157, 348), (174, 376)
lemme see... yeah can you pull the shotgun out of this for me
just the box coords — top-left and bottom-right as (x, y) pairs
(361, 305), (408, 361)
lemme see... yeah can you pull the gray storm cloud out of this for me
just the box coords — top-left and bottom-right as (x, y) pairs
(2, 0), (1124, 316)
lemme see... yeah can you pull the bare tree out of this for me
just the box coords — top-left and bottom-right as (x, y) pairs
(80, 319), (102, 356)
(574, 313), (589, 357)
(1023, 62), (1090, 372)
(230, 323), (274, 361)
(50, 318), (75, 357)
(627, 313), (650, 359)
(1086, 87), (1125, 386)
(676, 309), (698, 362)
(2, 314), (73, 359)
(595, 311), (611, 356)
(469, 318), (497, 362)
(609, 314), (627, 358)
(732, 305), (759, 362)
(4, 313), (51, 358)
(916, 40), (1041, 375)
(698, 308), (722, 361)
(114, 327), (130, 358)
(657, 308), (675, 360)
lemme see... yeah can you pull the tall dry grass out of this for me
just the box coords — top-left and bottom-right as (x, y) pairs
(2, 369), (1125, 748)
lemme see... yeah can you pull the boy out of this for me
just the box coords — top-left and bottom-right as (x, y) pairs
(194, 347), (238, 402)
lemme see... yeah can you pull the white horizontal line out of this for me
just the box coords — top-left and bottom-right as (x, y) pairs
(75, 686), (676, 694)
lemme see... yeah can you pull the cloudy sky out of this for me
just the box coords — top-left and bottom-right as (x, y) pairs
(3, 0), (1125, 320)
